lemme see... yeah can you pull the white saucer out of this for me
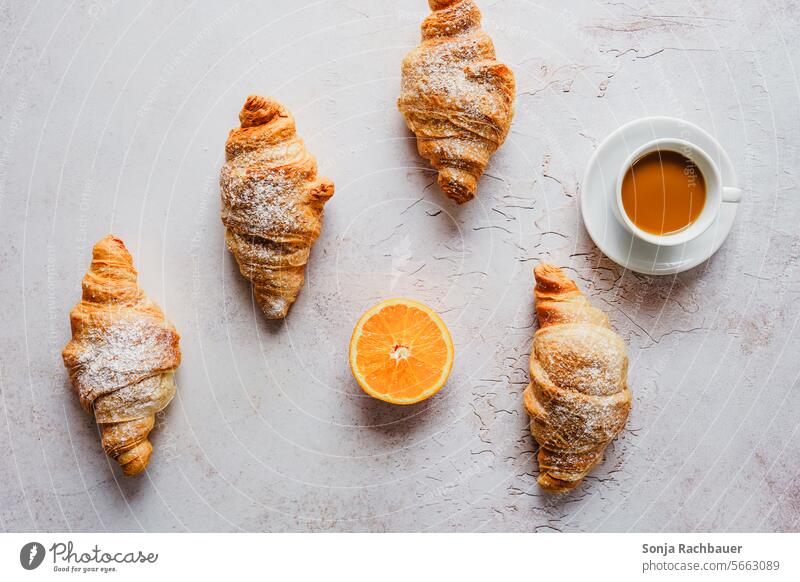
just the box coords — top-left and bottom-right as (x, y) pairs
(580, 116), (739, 275)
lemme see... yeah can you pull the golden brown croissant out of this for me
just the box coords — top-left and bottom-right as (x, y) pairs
(220, 95), (334, 319)
(62, 235), (180, 476)
(398, 0), (516, 204)
(523, 264), (631, 492)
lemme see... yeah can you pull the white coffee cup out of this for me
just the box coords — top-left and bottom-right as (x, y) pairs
(615, 138), (742, 246)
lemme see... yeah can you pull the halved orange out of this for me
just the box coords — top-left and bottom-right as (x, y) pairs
(349, 298), (454, 405)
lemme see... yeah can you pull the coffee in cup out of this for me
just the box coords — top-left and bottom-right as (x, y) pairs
(615, 138), (741, 247)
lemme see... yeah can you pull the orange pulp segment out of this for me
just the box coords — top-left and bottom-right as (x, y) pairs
(349, 298), (454, 405)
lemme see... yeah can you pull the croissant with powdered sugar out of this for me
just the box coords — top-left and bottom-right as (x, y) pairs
(220, 95), (334, 319)
(398, 0), (515, 203)
(524, 263), (632, 492)
(62, 235), (180, 476)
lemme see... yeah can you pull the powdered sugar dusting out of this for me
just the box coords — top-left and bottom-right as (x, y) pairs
(94, 374), (174, 424)
(531, 331), (628, 434)
(419, 42), (483, 116)
(220, 145), (309, 237)
(402, 37), (506, 122)
(400, 0), (510, 122)
(535, 324), (626, 397)
(67, 311), (180, 408)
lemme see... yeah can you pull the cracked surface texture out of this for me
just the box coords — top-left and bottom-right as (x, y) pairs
(0, 0), (798, 532)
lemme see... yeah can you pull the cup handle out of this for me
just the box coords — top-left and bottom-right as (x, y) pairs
(722, 187), (742, 203)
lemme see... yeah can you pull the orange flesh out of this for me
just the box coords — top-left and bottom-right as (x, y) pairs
(352, 302), (452, 402)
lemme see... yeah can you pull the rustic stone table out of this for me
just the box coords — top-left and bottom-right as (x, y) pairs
(1, 0), (798, 532)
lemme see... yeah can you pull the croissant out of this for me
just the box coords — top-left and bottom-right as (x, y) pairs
(398, 0), (516, 204)
(220, 95), (334, 319)
(523, 264), (632, 492)
(62, 236), (180, 476)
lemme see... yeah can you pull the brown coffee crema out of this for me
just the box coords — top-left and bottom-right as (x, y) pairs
(621, 150), (706, 236)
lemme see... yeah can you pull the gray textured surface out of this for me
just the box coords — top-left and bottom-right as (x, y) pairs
(1, 0), (799, 532)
